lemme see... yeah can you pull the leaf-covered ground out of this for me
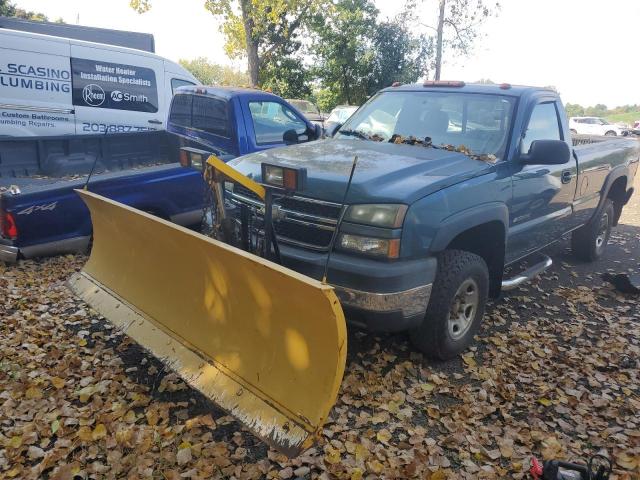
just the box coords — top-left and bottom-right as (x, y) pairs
(1, 183), (639, 479)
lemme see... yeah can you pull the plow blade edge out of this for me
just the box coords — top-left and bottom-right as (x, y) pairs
(68, 190), (347, 456)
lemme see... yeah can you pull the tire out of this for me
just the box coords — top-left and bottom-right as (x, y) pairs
(571, 199), (614, 262)
(410, 250), (489, 360)
(605, 130), (617, 136)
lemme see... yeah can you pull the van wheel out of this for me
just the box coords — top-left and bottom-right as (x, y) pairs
(571, 199), (614, 261)
(410, 250), (489, 360)
(605, 130), (617, 136)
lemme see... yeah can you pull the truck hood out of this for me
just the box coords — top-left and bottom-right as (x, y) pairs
(229, 139), (496, 204)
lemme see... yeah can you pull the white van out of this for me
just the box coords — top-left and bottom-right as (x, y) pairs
(0, 28), (199, 136)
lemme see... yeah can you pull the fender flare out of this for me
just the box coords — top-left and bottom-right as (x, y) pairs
(430, 202), (509, 253)
(593, 165), (629, 224)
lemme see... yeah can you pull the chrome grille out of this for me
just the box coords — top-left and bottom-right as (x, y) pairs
(228, 186), (342, 251)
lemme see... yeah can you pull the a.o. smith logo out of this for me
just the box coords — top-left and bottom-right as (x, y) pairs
(82, 84), (105, 106)
(111, 89), (148, 103)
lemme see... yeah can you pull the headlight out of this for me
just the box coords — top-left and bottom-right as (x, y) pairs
(338, 234), (400, 258)
(343, 204), (407, 228)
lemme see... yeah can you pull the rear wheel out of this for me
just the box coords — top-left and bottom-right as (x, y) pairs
(605, 130), (617, 136)
(571, 199), (614, 261)
(410, 250), (489, 360)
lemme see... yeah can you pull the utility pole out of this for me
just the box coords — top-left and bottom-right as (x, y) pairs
(435, 0), (446, 80)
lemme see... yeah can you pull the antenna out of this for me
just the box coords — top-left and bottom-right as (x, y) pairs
(322, 155), (358, 284)
(83, 129), (109, 191)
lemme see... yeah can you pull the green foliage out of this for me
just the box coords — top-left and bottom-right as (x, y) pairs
(369, 19), (432, 92)
(310, 0), (429, 110)
(314, 87), (342, 113)
(565, 103), (585, 118)
(310, 0), (378, 106)
(178, 57), (249, 86)
(0, 0), (51, 21)
(259, 57), (311, 98)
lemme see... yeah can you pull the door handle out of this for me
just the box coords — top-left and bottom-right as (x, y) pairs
(148, 119), (163, 125)
(561, 170), (574, 184)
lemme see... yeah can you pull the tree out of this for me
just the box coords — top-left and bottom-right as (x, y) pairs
(131, 0), (323, 88)
(369, 18), (432, 93)
(408, 0), (499, 80)
(310, 0), (378, 106)
(178, 57), (249, 86)
(565, 103), (585, 118)
(259, 56), (311, 98)
(0, 0), (53, 21)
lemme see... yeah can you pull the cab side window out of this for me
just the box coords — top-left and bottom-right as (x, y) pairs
(522, 102), (561, 153)
(248, 101), (307, 145)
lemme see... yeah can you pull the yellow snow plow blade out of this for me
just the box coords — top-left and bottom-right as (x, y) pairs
(68, 190), (347, 456)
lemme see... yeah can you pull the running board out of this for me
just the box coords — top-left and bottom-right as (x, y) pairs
(501, 255), (553, 291)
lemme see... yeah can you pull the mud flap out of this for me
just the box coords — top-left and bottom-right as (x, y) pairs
(68, 190), (347, 456)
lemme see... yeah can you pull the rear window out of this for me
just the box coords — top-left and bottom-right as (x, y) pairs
(168, 94), (230, 137)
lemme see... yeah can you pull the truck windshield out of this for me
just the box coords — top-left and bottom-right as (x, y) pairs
(338, 91), (516, 161)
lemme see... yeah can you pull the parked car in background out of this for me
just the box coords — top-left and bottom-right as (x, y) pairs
(327, 105), (359, 124)
(569, 116), (629, 136)
(286, 99), (325, 125)
(0, 27), (198, 137)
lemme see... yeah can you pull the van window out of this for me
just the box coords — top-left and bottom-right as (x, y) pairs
(192, 95), (229, 137)
(71, 57), (159, 113)
(169, 94), (192, 127)
(249, 101), (307, 145)
(171, 78), (196, 93)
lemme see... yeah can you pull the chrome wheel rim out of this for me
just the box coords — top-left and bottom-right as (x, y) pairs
(448, 278), (479, 340)
(595, 212), (609, 253)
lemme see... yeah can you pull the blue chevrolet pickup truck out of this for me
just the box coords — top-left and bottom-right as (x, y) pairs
(225, 81), (639, 359)
(0, 87), (319, 262)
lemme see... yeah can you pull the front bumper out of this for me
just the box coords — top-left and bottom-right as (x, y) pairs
(279, 244), (437, 332)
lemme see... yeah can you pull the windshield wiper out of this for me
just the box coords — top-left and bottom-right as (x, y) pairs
(339, 129), (370, 140)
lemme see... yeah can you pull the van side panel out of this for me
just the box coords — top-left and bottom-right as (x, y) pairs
(0, 31), (75, 136)
(70, 43), (166, 134)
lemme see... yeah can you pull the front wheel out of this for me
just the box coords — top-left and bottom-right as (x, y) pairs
(571, 199), (614, 261)
(410, 250), (489, 360)
(605, 130), (617, 136)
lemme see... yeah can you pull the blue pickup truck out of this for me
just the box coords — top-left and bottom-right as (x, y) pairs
(0, 87), (319, 262)
(224, 81), (639, 359)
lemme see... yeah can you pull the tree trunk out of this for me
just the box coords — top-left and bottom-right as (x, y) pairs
(435, 0), (446, 80)
(240, 0), (259, 87)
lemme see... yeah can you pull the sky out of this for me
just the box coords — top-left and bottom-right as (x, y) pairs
(13, 0), (640, 107)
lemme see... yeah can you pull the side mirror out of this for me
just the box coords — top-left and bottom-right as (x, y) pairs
(521, 140), (570, 165)
(283, 129), (299, 145)
(309, 122), (322, 140)
(324, 122), (342, 138)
